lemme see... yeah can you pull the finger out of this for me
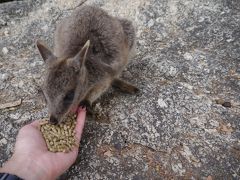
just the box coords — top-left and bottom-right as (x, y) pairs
(75, 107), (86, 142)
(77, 106), (86, 114)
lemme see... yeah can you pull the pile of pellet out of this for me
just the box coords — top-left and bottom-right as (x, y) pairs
(40, 114), (78, 153)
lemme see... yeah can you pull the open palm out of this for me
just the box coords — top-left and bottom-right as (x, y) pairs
(11, 108), (86, 180)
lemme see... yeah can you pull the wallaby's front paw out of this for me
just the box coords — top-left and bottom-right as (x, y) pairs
(79, 100), (93, 115)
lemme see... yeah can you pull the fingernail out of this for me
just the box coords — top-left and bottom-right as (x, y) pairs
(77, 107), (86, 113)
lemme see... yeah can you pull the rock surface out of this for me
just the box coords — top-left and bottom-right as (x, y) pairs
(0, 0), (240, 179)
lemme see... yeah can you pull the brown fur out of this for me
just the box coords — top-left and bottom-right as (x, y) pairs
(36, 6), (138, 124)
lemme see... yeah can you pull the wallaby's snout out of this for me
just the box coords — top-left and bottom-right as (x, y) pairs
(49, 115), (58, 125)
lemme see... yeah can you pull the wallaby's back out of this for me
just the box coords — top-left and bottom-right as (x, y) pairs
(54, 6), (135, 66)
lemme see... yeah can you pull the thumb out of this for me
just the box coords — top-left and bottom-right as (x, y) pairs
(29, 120), (41, 129)
(75, 107), (86, 142)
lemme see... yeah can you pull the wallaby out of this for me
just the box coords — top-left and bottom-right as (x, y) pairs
(36, 6), (139, 124)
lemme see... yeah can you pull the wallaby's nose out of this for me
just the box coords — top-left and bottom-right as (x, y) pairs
(49, 116), (58, 125)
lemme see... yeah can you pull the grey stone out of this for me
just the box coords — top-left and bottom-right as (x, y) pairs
(147, 19), (154, 28)
(9, 112), (21, 120)
(0, 73), (10, 81)
(0, 138), (7, 146)
(2, 47), (8, 54)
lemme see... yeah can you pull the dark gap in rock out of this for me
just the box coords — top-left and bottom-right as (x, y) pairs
(0, 0), (21, 3)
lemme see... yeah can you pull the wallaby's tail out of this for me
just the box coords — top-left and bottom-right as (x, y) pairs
(118, 18), (135, 49)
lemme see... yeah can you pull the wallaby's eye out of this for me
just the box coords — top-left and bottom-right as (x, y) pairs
(92, 45), (99, 54)
(63, 90), (75, 106)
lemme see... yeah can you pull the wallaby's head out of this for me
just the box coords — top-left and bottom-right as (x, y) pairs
(36, 40), (90, 124)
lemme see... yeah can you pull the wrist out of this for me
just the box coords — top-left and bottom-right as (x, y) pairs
(0, 155), (54, 180)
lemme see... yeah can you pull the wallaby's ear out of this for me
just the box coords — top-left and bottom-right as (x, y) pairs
(73, 40), (90, 67)
(36, 40), (55, 62)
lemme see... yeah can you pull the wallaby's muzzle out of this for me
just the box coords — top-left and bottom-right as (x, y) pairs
(50, 115), (58, 125)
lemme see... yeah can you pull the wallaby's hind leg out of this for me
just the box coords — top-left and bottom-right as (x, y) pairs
(112, 79), (139, 94)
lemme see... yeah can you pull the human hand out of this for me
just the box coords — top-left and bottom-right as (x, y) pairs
(0, 107), (86, 180)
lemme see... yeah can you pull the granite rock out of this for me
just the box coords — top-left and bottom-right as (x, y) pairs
(0, 0), (239, 179)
